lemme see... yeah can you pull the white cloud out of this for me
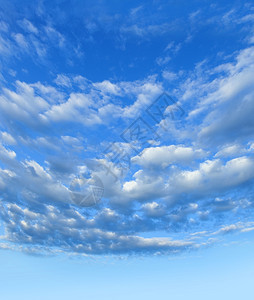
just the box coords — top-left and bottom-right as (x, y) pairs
(214, 144), (245, 158)
(44, 25), (65, 48)
(171, 156), (254, 197)
(0, 81), (50, 127)
(0, 132), (16, 145)
(162, 71), (177, 81)
(12, 33), (29, 50)
(0, 144), (16, 160)
(54, 74), (72, 88)
(132, 145), (205, 168)
(18, 19), (38, 34)
(93, 80), (121, 95)
(122, 169), (166, 202)
(141, 202), (166, 217)
(44, 93), (102, 126)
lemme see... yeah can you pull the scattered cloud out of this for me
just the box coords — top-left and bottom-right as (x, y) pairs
(0, 2), (254, 257)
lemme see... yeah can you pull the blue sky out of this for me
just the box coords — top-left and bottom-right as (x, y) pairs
(0, 0), (254, 298)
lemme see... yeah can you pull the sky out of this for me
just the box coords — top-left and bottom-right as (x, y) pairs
(0, 0), (254, 299)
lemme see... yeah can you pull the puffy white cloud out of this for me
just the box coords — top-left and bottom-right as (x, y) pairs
(44, 92), (102, 126)
(141, 202), (166, 217)
(0, 202), (194, 254)
(93, 80), (121, 95)
(1, 2), (254, 259)
(132, 145), (206, 168)
(214, 144), (245, 158)
(1, 198), (254, 256)
(170, 156), (254, 198)
(0, 81), (50, 129)
(121, 81), (162, 118)
(122, 169), (166, 202)
(0, 132), (16, 145)
(183, 46), (254, 146)
(0, 144), (16, 160)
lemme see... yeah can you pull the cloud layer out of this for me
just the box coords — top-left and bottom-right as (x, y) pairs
(0, 1), (254, 256)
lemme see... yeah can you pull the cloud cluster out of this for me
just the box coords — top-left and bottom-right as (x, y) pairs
(0, 4), (254, 257)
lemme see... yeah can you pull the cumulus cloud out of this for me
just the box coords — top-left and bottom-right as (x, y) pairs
(0, 132), (16, 145)
(132, 145), (205, 169)
(1, 6), (254, 257)
(169, 156), (254, 199)
(141, 202), (166, 217)
(183, 46), (254, 146)
(0, 65), (253, 256)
